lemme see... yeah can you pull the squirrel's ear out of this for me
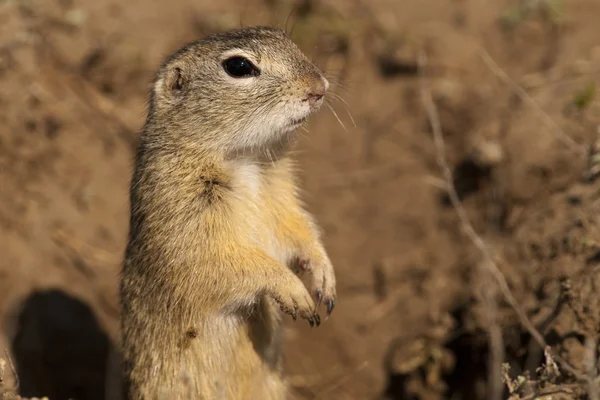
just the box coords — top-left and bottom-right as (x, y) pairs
(155, 65), (186, 101)
(165, 67), (185, 92)
(165, 67), (185, 93)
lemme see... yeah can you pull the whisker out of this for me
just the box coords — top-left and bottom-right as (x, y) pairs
(266, 146), (275, 166)
(325, 102), (347, 131)
(262, 147), (268, 163)
(288, 6), (301, 40)
(324, 77), (354, 95)
(328, 93), (356, 129)
(323, 69), (352, 81)
(323, 71), (347, 81)
(312, 44), (322, 67)
(284, 6), (296, 37)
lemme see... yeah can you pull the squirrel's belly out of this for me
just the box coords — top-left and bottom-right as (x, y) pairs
(176, 307), (284, 400)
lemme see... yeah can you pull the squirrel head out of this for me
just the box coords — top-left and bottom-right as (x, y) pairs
(148, 26), (328, 157)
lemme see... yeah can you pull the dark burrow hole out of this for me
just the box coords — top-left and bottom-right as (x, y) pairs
(7, 289), (110, 400)
(442, 332), (490, 400)
(381, 332), (490, 400)
(382, 307), (547, 400)
(440, 159), (492, 206)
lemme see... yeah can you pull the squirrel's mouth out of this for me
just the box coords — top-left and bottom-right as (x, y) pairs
(289, 116), (308, 126)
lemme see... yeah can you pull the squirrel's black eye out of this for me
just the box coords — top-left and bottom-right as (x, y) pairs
(222, 56), (259, 78)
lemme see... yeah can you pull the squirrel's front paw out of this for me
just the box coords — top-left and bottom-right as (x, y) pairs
(269, 278), (320, 327)
(293, 251), (337, 318)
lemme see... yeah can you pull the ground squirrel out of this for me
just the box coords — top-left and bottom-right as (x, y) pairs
(119, 26), (337, 400)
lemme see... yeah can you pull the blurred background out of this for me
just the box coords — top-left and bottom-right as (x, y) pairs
(1, 0), (600, 399)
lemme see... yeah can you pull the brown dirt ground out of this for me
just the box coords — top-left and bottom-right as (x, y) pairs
(2, 0), (600, 399)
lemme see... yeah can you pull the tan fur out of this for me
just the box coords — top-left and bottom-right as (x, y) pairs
(119, 26), (336, 400)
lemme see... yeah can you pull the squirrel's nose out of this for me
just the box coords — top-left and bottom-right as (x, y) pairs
(304, 77), (328, 106)
(305, 93), (323, 106)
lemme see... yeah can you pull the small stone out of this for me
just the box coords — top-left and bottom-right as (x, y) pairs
(471, 139), (504, 167)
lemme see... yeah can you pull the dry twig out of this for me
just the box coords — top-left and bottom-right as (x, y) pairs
(478, 48), (587, 156)
(480, 261), (504, 400)
(417, 49), (587, 385)
(3, 350), (17, 394)
(585, 337), (599, 400)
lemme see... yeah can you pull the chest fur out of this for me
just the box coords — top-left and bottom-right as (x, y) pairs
(230, 163), (292, 266)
